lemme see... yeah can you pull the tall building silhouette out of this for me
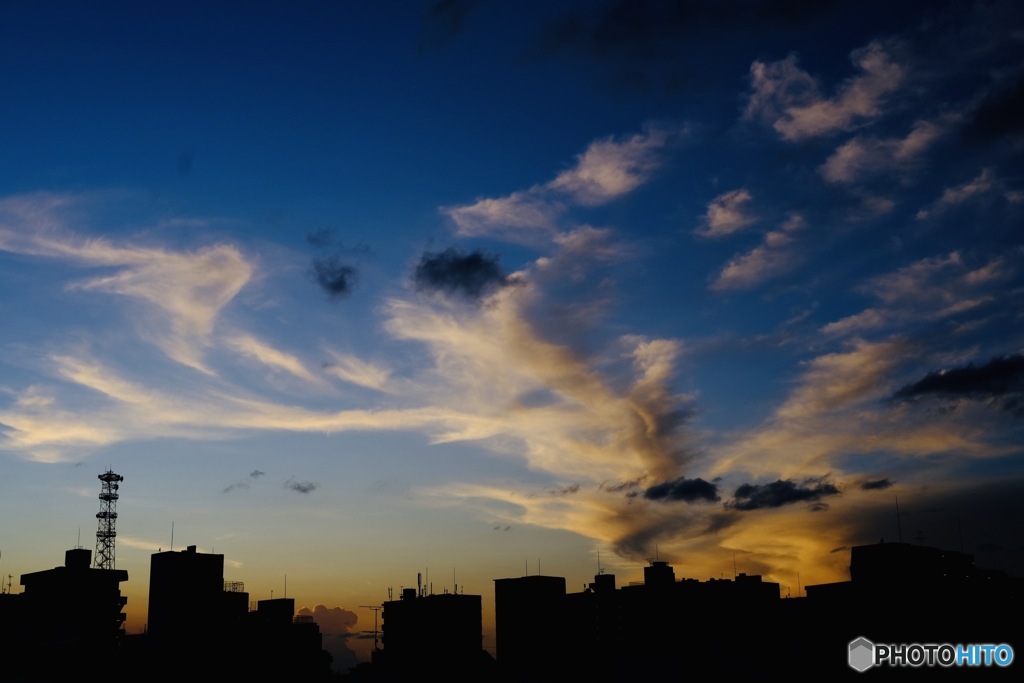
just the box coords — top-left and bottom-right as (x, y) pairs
(5, 547), (129, 680)
(141, 544), (334, 678)
(375, 580), (494, 680)
(493, 575), (566, 680)
(147, 544), (248, 643)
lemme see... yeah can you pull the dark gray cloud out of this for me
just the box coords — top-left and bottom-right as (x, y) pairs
(223, 469), (267, 493)
(643, 476), (720, 503)
(413, 247), (513, 300)
(600, 476), (646, 493)
(284, 477), (318, 494)
(311, 256), (359, 300)
(860, 478), (893, 490)
(550, 483), (580, 495)
(892, 354), (1024, 415)
(726, 477), (840, 511)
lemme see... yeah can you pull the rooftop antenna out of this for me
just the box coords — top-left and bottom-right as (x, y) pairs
(284, 574), (287, 599)
(171, 521), (175, 551)
(94, 469), (124, 570)
(733, 553), (737, 579)
(895, 495), (903, 543)
(597, 549), (603, 575)
(360, 605), (382, 651)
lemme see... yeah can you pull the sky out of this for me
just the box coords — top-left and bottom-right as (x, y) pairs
(1, 0), (1023, 670)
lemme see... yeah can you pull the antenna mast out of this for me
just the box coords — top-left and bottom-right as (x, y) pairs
(361, 605), (382, 651)
(94, 469), (124, 570)
(895, 495), (903, 543)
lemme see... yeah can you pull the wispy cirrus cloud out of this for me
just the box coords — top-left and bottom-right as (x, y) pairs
(547, 126), (672, 205)
(710, 337), (995, 481)
(746, 41), (904, 141)
(225, 334), (321, 384)
(916, 167), (1023, 220)
(0, 194), (252, 375)
(322, 352), (394, 393)
(820, 119), (947, 184)
(695, 188), (757, 238)
(710, 214), (805, 290)
(821, 251), (1010, 337)
(443, 125), (678, 244)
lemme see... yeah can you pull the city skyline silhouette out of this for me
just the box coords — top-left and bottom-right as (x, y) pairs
(0, 467), (1020, 678)
(2, 1), (1023, 678)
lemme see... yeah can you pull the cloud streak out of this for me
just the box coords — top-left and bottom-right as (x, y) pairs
(443, 125), (676, 244)
(696, 189), (756, 238)
(746, 41), (904, 141)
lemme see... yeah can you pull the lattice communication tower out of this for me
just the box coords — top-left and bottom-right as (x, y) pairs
(94, 469), (124, 570)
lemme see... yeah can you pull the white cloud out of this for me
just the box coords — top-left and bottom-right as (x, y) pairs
(710, 214), (805, 290)
(225, 335), (320, 384)
(820, 119), (945, 184)
(712, 338), (1003, 479)
(443, 190), (560, 241)
(696, 188), (756, 238)
(0, 195), (252, 374)
(323, 351), (393, 392)
(548, 127), (670, 205)
(915, 167), (1018, 219)
(821, 252), (1007, 337)
(442, 125), (674, 243)
(747, 41), (904, 141)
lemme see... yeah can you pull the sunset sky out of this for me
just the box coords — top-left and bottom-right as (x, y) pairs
(1, 0), (1023, 669)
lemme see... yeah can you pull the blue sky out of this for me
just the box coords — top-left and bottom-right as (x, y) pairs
(1, 0), (1023, 668)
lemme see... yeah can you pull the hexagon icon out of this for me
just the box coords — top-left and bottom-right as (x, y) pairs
(849, 637), (875, 672)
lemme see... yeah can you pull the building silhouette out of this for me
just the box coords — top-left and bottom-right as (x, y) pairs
(493, 574), (567, 680)
(1, 521), (1019, 681)
(370, 578), (496, 681)
(0, 547), (128, 680)
(146, 544), (249, 645)
(492, 560), (782, 681)
(131, 544), (335, 678)
(490, 543), (1022, 680)
(800, 540), (1023, 668)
